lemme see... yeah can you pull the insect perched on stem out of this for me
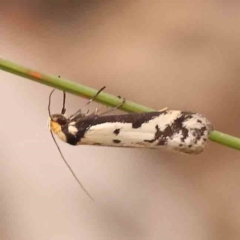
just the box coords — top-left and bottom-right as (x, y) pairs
(48, 87), (213, 200)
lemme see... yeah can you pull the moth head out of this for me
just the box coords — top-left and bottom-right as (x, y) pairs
(49, 114), (68, 134)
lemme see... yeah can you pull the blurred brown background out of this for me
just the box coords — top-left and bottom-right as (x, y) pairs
(1, 0), (240, 239)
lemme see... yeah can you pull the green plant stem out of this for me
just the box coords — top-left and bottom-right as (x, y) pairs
(0, 58), (240, 151)
(0, 59), (153, 113)
(209, 131), (240, 151)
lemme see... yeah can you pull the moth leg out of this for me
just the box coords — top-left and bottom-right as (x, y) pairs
(85, 105), (107, 116)
(158, 107), (168, 112)
(69, 86), (106, 120)
(55, 76), (67, 115)
(61, 91), (66, 114)
(83, 86), (106, 109)
(94, 108), (99, 114)
(98, 97), (126, 116)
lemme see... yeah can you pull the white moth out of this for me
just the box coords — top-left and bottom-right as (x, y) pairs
(49, 109), (212, 154)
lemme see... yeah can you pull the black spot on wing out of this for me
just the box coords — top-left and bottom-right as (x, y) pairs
(181, 128), (189, 142)
(143, 113), (194, 145)
(144, 124), (173, 145)
(171, 114), (209, 145)
(113, 129), (120, 135)
(113, 139), (121, 144)
(170, 114), (196, 143)
(132, 119), (145, 129)
(64, 131), (78, 145)
(171, 114), (189, 142)
(194, 126), (207, 143)
(129, 112), (165, 129)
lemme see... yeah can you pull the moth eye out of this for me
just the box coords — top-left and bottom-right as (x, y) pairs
(51, 114), (67, 126)
(57, 117), (67, 125)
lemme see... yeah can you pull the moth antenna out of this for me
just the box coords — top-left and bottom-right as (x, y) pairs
(85, 86), (106, 107)
(48, 88), (93, 200)
(57, 76), (67, 115)
(49, 88), (67, 116)
(50, 128), (94, 201)
(48, 89), (55, 119)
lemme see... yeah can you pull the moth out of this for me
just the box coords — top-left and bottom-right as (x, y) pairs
(48, 87), (213, 199)
(49, 88), (212, 154)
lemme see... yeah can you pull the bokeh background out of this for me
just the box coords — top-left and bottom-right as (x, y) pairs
(1, 1), (240, 239)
